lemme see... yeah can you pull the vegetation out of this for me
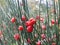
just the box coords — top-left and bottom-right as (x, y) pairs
(0, 0), (60, 45)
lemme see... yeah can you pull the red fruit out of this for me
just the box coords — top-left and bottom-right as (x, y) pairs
(27, 26), (33, 33)
(25, 20), (36, 27)
(11, 17), (16, 23)
(36, 15), (40, 20)
(51, 19), (58, 25)
(25, 18), (36, 26)
(18, 26), (24, 31)
(29, 17), (34, 21)
(25, 21), (31, 26)
(41, 34), (46, 39)
(36, 41), (41, 45)
(14, 33), (20, 40)
(31, 19), (36, 24)
(27, 38), (31, 43)
(40, 17), (44, 22)
(52, 42), (56, 45)
(42, 25), (46, 30)
(29, 18), (36, 25)
(51, 19), (55, 25)
(21, 15), (26, 21)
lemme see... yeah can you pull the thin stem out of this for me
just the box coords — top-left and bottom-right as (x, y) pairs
(53, 0), (59, 45)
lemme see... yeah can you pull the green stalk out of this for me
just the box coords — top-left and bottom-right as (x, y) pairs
(38, 0), (42, 40)
(58, 0), (60, 44)
(53, 0), (59, 45)
(46, 0), (51, 45)
(0, 39), (4, 45)
(25, 0), (29, 17)
(58, 0), (60, 29)
(22, 0), (29, 18)
(39, 0), (42, 32)
(58, 0), (60, 17)
(17, 0), (22, 18)
(46, 0), (50, 38)
(39, 0), (41, 16)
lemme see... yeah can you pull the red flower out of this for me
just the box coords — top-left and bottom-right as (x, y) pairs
(52, 42), (56, 45)
(41, 34), (46, 39)
(18, 26), (24, 31)
(14, 33), (20, 40)
(11, 17), (16, 23)
(42, 25), (46, 30)
(36, 40), (41, 45)
(27, 26), (33, 33)
(21, 15), (26, 21)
